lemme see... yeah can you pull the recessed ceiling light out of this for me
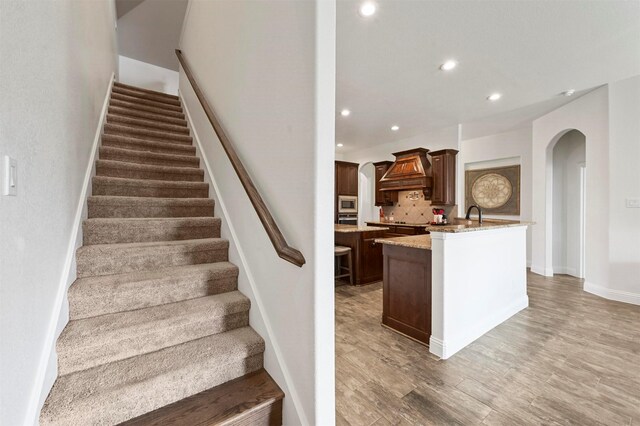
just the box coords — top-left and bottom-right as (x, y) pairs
(563, 89), (576, 97)
(359, 1), (376, 17)
(337, 143), (344, 147)
(391, 125), (400, 131)
(440, 60), (457, 71)
(340, 109), (351, 117)
(487, 93), (502, 101)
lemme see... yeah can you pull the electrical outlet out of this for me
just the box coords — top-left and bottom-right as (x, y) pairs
(626, 198), (640, 208)
(3, 155), (17, 196)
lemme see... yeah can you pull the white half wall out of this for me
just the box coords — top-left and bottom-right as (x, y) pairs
(178, 0), (336, 424)
(119, 55), (179, 95)
(458, 126), (533, 265)
(430, 226), (529, 359)
(531, 88), (609, 285)
(0, 1), (118, 424)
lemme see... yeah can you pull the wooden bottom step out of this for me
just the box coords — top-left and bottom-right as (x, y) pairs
(119, 369), (284, 426)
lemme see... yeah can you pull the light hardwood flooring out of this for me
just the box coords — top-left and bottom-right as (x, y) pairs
(335, 272), (640, 426)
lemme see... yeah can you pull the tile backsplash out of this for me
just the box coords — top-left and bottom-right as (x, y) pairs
(381, 190), (457, 223)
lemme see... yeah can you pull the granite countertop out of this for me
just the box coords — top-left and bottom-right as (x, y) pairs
(334, 224), (390, 233)
(365, 221), (430, 228)
(375, 235), (432, 249)
(424, 218), (533, 233)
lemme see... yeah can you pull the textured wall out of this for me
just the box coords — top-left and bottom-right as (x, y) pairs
(0, 1), (117, 423)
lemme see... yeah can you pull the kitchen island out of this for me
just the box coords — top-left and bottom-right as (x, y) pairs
(335, 224), (389, 285)
(376, 219), (531, 359)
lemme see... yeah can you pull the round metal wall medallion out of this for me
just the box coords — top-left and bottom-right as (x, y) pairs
(471, 173), (512, 209)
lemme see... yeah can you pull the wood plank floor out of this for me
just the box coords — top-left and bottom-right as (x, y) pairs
(335, 272), (640, 426)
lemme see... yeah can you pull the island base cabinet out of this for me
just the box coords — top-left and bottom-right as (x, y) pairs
(335, 230), (387, 285)
(382, 244), (432, 345)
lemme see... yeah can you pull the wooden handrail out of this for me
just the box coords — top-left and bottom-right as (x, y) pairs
(176, 49), (306, 267)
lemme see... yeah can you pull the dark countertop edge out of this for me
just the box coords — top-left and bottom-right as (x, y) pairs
(365, 221), (430, 228)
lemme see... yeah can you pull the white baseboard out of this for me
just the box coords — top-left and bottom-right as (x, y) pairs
(179, 91), (309, 425)
(431, 296), (529, 360)
(25, 73), (115, 426)
(530, 265), (553, 277)
(428, 336), (445, 358)
(552, 266), (579, 277)
(584, 281), (640, 306)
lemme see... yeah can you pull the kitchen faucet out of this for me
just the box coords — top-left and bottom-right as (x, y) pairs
(465, 205), (483, 224)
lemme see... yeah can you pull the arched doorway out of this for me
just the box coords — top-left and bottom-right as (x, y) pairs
(546, 129), (587, 278)
(358, 162), (377, 226)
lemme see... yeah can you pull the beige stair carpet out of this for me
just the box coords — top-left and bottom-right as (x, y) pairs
(40, 82), (265, 425)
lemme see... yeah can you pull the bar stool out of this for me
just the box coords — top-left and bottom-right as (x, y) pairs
(334, 246), (353, 285)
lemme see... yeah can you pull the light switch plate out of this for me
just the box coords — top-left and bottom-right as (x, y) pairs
(626, 198), (640, 208)
(3, 155), (17, 196)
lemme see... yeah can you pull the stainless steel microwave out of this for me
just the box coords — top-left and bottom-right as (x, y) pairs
(338, 195), (358, 213)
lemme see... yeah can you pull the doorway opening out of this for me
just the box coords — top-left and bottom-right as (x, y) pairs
(358, 162), (378, 226)
(550, 130), (586, 278)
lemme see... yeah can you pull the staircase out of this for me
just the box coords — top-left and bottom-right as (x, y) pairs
(40, 82), (284, 425)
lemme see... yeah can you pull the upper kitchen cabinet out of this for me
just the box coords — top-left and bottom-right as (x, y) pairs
(373, 161), (398, 206)
(429, 149), (458, 206)
(335, 161), (359, 196)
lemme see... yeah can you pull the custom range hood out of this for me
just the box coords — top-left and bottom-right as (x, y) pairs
(379, 148), (433, 197)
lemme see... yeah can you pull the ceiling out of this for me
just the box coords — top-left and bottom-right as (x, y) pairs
(116, 0), (188, 71)
(337, 0), (640, 150)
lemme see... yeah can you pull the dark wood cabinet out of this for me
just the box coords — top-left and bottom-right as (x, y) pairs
(382, 243), (432, 345)
(335, 161), (359, 222)
(429, 149), (458, 206)
(373, 161), (398, 206)
(335, 161), (358, 196)
(335, 229), (387, 285)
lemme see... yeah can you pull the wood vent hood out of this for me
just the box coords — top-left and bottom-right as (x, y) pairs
(379, 148), (433, 196)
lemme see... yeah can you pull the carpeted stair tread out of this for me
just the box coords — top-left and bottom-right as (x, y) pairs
(111, 92), (184, 113)
(104, 123), (192, 145)
(96, 159), (204, 182)
(99, 146), (200, 168)
(109, 99), (185, 120)
(108, 105), (187, 127)
(102, 133), (196, 156)
(87, 195), (214, 218)
(120, 369), (284, 426)
(92, 176), (209, 198)
(68, 262), (239, 319)
(40, 327), (264, 426)
(83, 217), (221, 244)
(57, 291), (250, 375)
(42, 81), (270, 426)
(76, 238), (229, 278)
(114, 82), (179, 101)
(112, 85), (181, 107)
(107, 113), (189, 135)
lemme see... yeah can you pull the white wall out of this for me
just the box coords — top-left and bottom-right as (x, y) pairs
(551, 130), (585, 276)
(342, 125), (460, 165)
(458, 127), (533, 264)
(117, 0), (188, 71)
(607, 75), (640, 301)
(119, 55), (179, 94)
(531, 87), (610, 290)
(178, 1), (335, 424)
(0, 1), (118, 424)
